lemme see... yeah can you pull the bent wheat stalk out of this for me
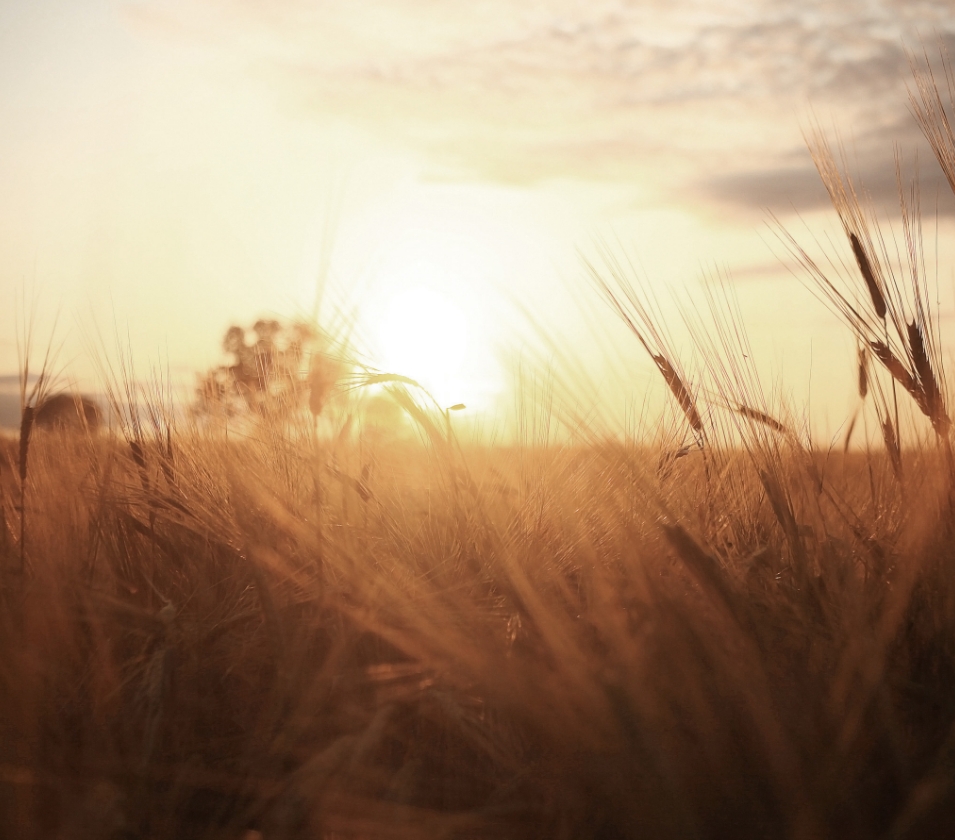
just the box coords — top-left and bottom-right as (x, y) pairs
(733, 404), (789, 435)
(587, 251), (707, 444)
(652, 354), (704, 435)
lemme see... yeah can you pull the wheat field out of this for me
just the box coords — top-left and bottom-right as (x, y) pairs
(4, 47), (955, 840)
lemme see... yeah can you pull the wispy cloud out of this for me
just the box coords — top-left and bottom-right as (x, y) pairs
(698, 110), (955, 215)
(125, 1), (955, 211)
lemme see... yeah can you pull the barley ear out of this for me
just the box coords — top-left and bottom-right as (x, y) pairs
(734, 404), (789, 435)
(907, 320), (950, 437)
(869, 341), (920, 402)
(881, 416), (903, 481)
(849, 232), (887, 319)
(843, 410), (858, 454)
(651, 354), (704, 435)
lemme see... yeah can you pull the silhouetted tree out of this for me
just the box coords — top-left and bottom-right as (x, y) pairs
(194, 318), (344, 421)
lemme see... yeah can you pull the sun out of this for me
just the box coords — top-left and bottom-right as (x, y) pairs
(347, 186), (519, 413)
(372, 285), (469, 407)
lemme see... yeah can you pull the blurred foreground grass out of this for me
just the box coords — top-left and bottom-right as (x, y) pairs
(3, 419), (955, 839)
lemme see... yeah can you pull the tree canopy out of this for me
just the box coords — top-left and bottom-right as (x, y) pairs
(194, 318), (345, 421)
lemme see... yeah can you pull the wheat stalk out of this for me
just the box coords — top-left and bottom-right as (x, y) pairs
(587, 251), (706, 443)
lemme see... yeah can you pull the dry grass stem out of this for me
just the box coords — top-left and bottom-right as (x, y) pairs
(858, 345), (870, 400)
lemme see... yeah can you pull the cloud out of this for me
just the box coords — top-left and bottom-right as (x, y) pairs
(699, 157), (955, 216)
(127, 1), (955, 205)
(696, 96), (955, 216)
(701, 165), (831, 213)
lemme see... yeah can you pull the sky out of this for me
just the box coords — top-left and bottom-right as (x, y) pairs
(2, 0), (955, 435)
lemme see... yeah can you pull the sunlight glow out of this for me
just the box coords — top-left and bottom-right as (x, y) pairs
(374, 285), (469, 407)
(350, 186), (526, 415)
